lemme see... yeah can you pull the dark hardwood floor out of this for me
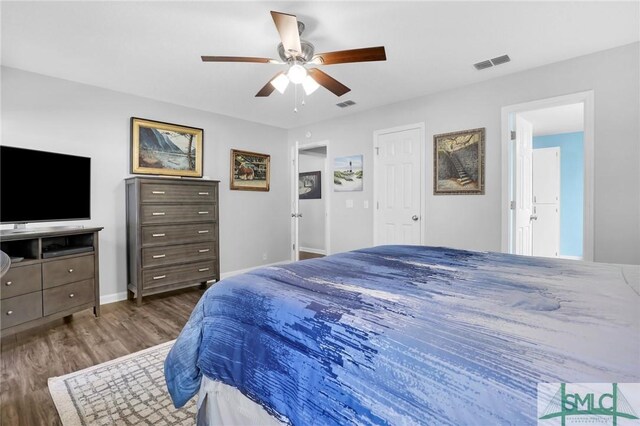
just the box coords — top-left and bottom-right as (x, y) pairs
(0, 288), (204, 426)
(299, 251), (324, 260)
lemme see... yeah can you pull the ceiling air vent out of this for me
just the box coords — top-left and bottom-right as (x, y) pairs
(473, 60), (493, 70)
(491, 54), (511, 66)
(474, 54), (511, 71)
(336, 100), (356, 108)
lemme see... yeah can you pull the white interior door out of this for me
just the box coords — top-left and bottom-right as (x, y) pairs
(532, 147), (560, 257)
(374, 127), (422, 245)
(291, 141), (300, 261)
(513, 115), (534, 255)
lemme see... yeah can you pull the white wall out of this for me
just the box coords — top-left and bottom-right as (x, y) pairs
(289, 43), (640, 265)
(298, 152), (326, 252)
(1, 67), (291, 301)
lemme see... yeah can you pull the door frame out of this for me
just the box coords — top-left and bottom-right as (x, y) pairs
(290, 140), (331, 261)
(501, 90), (594, 261)
(372, 122), (426, 246)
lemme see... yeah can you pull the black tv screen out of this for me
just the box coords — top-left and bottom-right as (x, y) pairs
(1, 146), (91, 224)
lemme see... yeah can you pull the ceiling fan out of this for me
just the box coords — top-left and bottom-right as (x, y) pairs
(201, 11), (386, 98)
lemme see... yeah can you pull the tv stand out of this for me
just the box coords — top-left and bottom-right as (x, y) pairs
(0, 227), (102, 337)
(1, 225), (85, 236)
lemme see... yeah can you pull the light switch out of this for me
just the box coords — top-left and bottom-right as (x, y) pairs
(346, 199), (354, 208)
(363, 200), (369, 209)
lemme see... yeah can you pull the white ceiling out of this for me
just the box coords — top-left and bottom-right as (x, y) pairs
(520, 103), (584, 136)
(2, 2), (638, 129)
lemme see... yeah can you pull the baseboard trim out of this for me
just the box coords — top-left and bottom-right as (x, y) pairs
(100, 291), (128, 305)
(99, 260), (291, 305)
(299, 247), (327, 255)
(559, 255), (583, 261)
(220, 260), (290, 280)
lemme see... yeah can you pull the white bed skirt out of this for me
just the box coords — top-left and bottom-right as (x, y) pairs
(197, 376), (285, 426)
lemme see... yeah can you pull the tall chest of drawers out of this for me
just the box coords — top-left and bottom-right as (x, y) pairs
(125, 177), (220, 305)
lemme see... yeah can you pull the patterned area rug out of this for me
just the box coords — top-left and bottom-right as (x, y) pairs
(48, 340), (197, 425)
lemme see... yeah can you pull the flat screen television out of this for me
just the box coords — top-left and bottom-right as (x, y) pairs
(1, 146), (91, 224)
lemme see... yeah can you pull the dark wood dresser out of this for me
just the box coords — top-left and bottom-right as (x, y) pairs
(125, 177), (220, 305)
(0, 227), (102, 337)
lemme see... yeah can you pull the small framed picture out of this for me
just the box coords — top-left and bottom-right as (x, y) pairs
(230, 149), (270, 191)
(334, 155), (363, 192)
(433, 128), (485, 195)
(131, 117), (203, 177)
(299, 171), (321, 199)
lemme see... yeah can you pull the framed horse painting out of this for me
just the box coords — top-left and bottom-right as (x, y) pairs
(230, 149), (270, 191)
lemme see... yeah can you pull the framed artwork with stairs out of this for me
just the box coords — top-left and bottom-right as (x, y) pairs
(433, 127), (485, 195)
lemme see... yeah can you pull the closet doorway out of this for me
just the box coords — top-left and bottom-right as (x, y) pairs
(291, 141), (331, 261)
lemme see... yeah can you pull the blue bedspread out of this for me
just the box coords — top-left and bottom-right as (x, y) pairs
(165, 245), (640, 425)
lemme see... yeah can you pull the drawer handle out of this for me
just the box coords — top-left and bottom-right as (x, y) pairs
(198, 249), (210, 253)
(198, 211), (209, 215)
(152, 254), (166, 259)
(198, 192), (209, 195)
(68, 269), (74, 273)
(153, 275), (166, 280)
(198, 230), (209, 234)
(199, 268), (210, 272)
(69, 293), (75, 298)
(152, 191), (166, 194)
(5, 281), (12, 286)
(6, 310), (13, 316)
(152, 212), (166, 216)
(152, 233), (166, 237)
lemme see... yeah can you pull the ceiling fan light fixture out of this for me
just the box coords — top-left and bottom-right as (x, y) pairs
(271, 73), (290, 94)
(302, 75), (320, 95)
(287, 63), (307, 85)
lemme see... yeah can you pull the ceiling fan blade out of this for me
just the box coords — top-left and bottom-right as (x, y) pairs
(307, 68), (351, 97)
(270, 11), (302, 58)
(255, 72), (285, 97)
(202, 56), (280, 64)
(311, 46), (387, 65)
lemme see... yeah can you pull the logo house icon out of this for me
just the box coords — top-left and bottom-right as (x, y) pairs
(538, 383), (640, 426)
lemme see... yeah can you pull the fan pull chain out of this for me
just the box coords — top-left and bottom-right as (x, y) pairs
(294, 84), (298, 113)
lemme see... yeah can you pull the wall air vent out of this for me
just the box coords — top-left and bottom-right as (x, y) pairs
(336, 100), (357, 108)
(473, 60), (493, 70)
(491, 54), (511, 66)
(474, 54), (511, 71)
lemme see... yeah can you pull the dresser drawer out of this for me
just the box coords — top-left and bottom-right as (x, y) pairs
(143, 261), (216, 290)
(1, 264), (41, 300)
(141, 223), (216, 247)
(42, 255), (95, 289)
(140, 204), (217, 225)
(140, 182), (217, 204)
(43, 279), (94, 316)
(142, 242), (217, 268)
(1, 292), (43, 329)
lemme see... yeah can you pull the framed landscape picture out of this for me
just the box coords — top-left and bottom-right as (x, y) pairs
(230, 149), (270, 191)
(433, 128), (485, 195)
(299, 171), (321, 200)
(131, 117), (203, 177)
(334, 155), (363, 192)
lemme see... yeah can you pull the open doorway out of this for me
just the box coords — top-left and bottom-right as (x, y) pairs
(502, 92), (594, 261)
(291, 141), (330, 261)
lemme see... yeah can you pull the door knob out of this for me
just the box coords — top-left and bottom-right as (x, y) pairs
(412, 215), (419, 221)
(530, 215), (538, 221)
(291, 213), (296, 217)
(297, 213), (303, 218)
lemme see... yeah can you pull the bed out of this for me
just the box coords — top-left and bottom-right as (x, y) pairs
(165, 245), (640, 425)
